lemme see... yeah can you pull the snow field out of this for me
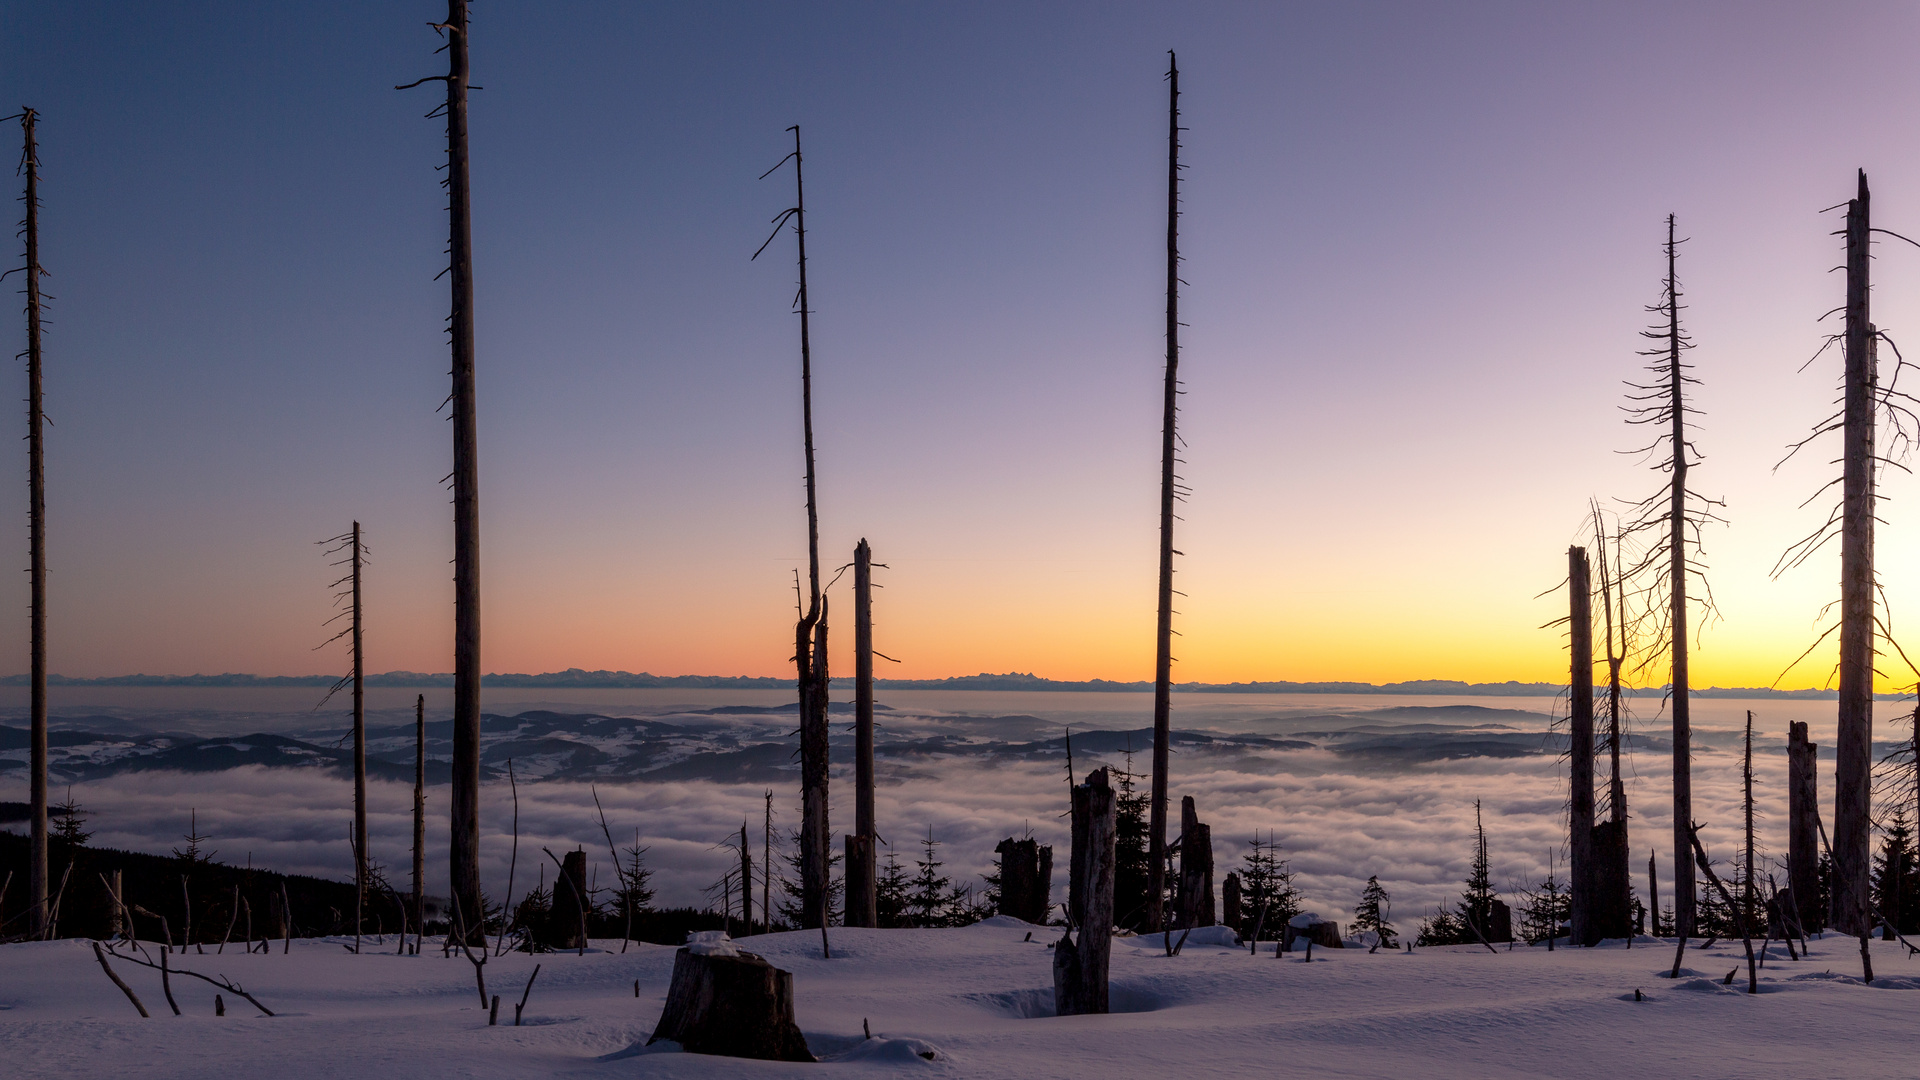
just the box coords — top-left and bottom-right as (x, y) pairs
(3, 919), (1920, 1078)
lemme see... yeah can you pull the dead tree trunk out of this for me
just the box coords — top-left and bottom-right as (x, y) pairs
(1568, 546), (1596, 945)
(648, 944), (813, 1061)
(352, 522), (366, 950)
(1834, 169), (1876, 937)
(1148, 53), (1183, 935)
(1056, 769), (1116, 1016)
(1178, 796), (1214, 927)
(412, 694), (425, 940)
(757, 126), (830, 931)
(1222, 871), (1242, 932)
(16, 108), (48, 940)
(1787, 721), (1821, 931)
(1743, 710), (1757, 931)
(1648, 848), (1660, 935)
(397, 0), (483, 941)
(845, 538), (877, 927)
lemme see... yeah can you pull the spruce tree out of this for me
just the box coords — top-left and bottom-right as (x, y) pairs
(908, 826), (951, 928)
(1351, 876), (1395, 945)
(1236, 832), (1299, 936)
(876, 843), (911, 928)
(1456, 801), (1498, 941)
(1873, 809), (1920, 935)
(1113, 746), (1152, 929)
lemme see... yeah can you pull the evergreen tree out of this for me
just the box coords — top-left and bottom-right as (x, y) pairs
(778, 823), (842, 927)
(172, 808), (215, 866)
(876, 842), (911, 928)
(1873, 809), (1920, 935)
(1455, 801), (1499, 941)
(615, 840), (656, 924)
(1417, 907), (1465, 946)
(1112, 744), (1152, 930)
(1236, 832), (1299, 937)
(1518, 862), (1568, 945)
(908, 825), (952, 928)
(1351, 876), (1396, 945)
(50, 787), (89, 853)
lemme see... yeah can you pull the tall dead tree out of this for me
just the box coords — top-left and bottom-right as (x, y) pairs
(755, 126), (829, 930)
(412, 694), (426, 938)
(1833, 171), (1876, 936)
(319, 524), (369, 950)
(1148, 50), (1185, 935)
(740, 823), (753, 933)
(1588, 512), (1633, 939)
(11, 108), (48, 938)
(845, 539), (876, 927)
(398, 0), (482, 939)
(1567, 546), (1596, 944)
(1621, 214), (1716, 938)
(1743, 710), (1757, 929)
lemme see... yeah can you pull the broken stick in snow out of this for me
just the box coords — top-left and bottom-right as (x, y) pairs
(91, 941), (148, 1017)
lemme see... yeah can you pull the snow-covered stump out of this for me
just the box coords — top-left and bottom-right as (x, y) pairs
(648, 934), (814, 1062)
(1055, 769), (1116, 1016)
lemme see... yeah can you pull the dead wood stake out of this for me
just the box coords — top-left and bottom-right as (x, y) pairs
(514, 963), (540, 1025)
(91, 941), (149, 1017)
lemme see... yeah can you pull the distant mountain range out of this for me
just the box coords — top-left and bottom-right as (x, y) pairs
(0, 668), (1881, 698)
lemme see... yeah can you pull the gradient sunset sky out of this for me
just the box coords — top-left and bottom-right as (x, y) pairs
(5, 2), (1920, 688)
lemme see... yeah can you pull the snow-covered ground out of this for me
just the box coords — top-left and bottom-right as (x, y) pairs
(4, 919), (1918, 1078)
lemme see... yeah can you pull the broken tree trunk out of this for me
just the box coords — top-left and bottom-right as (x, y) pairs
(16, 108), (49, 942)
(1178, 796), (1214, 928)
(1569, 546), (1596, 945)
(1835, 169), (1876, 937)
(1590, 820), (1631, 940)
(1222, 871), (1242, 932)
(552, 850), (588, 951)
(741, 825), (754, 933)
(1787, 721), (1822, 931)
(412, 694), (425, 941)
(845, 538), (877, 928)
(1055, 769), (1116, 1016)
(648, 941), (813, 1061)
(351, 521), (366, 952)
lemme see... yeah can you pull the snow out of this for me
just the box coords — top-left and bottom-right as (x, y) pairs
(683, 931), (738, 957)
(7, 924), (1920, 1078)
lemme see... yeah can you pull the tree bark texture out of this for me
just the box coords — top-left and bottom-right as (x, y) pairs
(1056, 769), (1116, 1016)
(648, 948), (814, 1062)
(1787, 720), (1822, 931)
(436, 0), (485, 941)
(1663, 214), (1696, 939)
(19, 108), (48, 940)
(1834, 169), (1875, 936)
(845, 539), (876, 927)
(1568, 546), (1596, 945)
(1177, 796), (1214, 928)
(1148, 54), (1182, 935)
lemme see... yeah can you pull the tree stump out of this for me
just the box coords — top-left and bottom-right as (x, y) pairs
(1177, 797), (1215, 928)
(1055, 768), (1116, 1016)
(551, 849), (588, 949)
(648, 938), (813, 1062)
(1787, 721), (1823, 931)
(995, 838), (1053, 924)
(1222, 871), (1242, 932)
(1590, 820), (1633, 940)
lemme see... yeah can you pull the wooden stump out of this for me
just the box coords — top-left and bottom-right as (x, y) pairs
(1177, 797), (1215, 928)
(551, 849), (588, 949)
(1590, 820), (1633, 940)
(995, 838), (1052, 924)
(648, 945), (814, 1062)
(1055, 768), (1116, 1016)
(844, 834), (875, 928)
(1787, 721), (1823, 931)
(1222, 871), (1242, 932)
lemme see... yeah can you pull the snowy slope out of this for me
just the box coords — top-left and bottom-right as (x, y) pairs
(4, 921), (1919, 1078)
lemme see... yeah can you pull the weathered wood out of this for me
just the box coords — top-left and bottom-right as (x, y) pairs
(350, 521), (366, 952)
(649, 945), (814, 1061)
(106, 870), (124, 938)
(1787, 721), (1821, 931)
(1055, 769), (1117, 1016)
(18, 109), (48, 942)
(412, 693), (425, 943)
(549, 849), (588, 951)
(740, 824), (754, 933)
(1222, 871), (1242, 932)
(1834, 170), (1876, 936)
(847, 539), (877, 928)
(1568, 547), (1596, 945)
(1148, 54), (1183, 935)
(91, 942), (148, 1017)
(1648, 849), (1660, 935)
(1177, 797), (1214, 927)
(1656, 215), (1697, 939)
(995, 838), (1050, 923)
(1590, 820), (1632, 940)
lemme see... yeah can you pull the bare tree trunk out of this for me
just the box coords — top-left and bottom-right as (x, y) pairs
(17, 108), (48, 941)
(762, 791), (772, 934)
(396, 0), (483, 940)
(1787, 720), (1820, 930)
(352, 522), (366, 952)
(1660, 214), (1697, 940)
(1568, 546), (1595, 945)
(845, 539), (877, 927)
(412, 694), (425, 944)
(1148, 51), (1183, 937)
(1177, 796), (1213, 927)
(1743, 710), (1756, 931)
(1648, 848), (1659, 935)
(1834, 169), (1875, 936)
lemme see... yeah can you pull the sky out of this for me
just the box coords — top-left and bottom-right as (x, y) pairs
(5, 2), (1920, 688)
